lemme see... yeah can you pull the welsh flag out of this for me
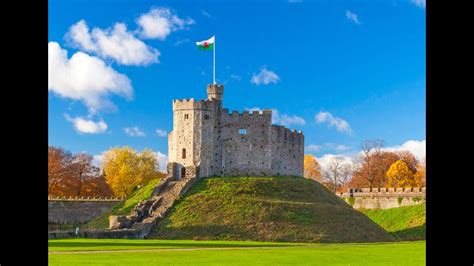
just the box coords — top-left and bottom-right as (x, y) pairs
(196, 36), (215, 51)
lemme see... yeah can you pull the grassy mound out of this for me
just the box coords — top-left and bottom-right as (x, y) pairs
(148, 176), (394, 243)
(361, 203), (426, 241)
(83, 178), (161, 229)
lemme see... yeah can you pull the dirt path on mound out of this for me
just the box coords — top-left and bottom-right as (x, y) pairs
(48, 245), (308, 254)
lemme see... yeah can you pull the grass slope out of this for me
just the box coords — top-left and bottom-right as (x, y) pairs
(84, 178), (161, 229)
(149, 176), (394, 243)
(361, 203), (426, 241)
(48, 239), (426, 266)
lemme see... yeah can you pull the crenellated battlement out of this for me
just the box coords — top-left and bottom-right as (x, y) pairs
(221, 108), (273, 125)
(207, 84), (224, 101)
(48, 196), (124, 202)
(337, 187), (426, 198)
(271, 125), (304, 147)
(337, 187), (426, 209)
(173, 98), (217, 111)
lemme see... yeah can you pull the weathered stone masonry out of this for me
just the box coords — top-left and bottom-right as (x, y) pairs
(48, 198), (122, 224)
(167, 84), (304, 179)
(337, 187), (426, 209)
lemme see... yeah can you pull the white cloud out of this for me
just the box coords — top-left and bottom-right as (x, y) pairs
(124, 126), (146, 137)
(174, 38), (190, 46)
(305, 145), (322, 152)
(345, 10), (360, 25)
(305, 143), (351, 153)
(202, 10), (212, 18)
(92, 152), (105, 167)
(155, 128), (167, 137)
(65, 114), (108, 134)
(315, 111), (352, 134)
(250, 66), (280, 85)
(383, 140), (426, 162)
(153, 151), (168, 172)
(136, 7), (194, 40)
(66, 20), (160, 66)
(317, 153), (355, 174)
(49, 42), (133, 113)
(272, 109), (306, 126)
(410, 0), (426, 8)
(245, 107), (305, 127)
(230, 74), (242, 81)
(335, 144), (350, 152)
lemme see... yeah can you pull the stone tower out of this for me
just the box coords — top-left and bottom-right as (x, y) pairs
(167, 84), (304, 180)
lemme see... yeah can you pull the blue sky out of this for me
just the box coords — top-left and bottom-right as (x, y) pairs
(48, 0), (426, 170)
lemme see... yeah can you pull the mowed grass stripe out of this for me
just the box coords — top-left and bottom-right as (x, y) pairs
(48, 239), (302, 252)
(48, 241), (425, 266)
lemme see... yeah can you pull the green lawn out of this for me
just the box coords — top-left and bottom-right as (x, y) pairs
(48, 239), (425, 265)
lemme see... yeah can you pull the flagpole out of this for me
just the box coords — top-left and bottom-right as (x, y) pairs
(213, 36), (216, 84)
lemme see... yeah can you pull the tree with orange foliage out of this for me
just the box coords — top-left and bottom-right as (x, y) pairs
(80, 175), (114, 197)
(386, 160), (416, 187)
(68, 153), (101, 196)
(48, 146), (75, 196)
(49, 146), (114, 197)
(414, 160), (426, 187)
(358, 139), (385, 189)
(349, 146), (420, 189)
(350, 151), (397, 189)
(396, 151), (418, 173)
(304, 154), (322, 182)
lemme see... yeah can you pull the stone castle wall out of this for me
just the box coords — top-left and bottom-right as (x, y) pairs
(271, 125), (304, 176)
(48, 198), (122, 224)
(337, 187), (426, 209)
(219, 109), (273, 176)
(168, 84), (304, 179)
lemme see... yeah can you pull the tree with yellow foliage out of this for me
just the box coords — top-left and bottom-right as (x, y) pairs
(304, 154), (322, 182)
(102, 147), (160, 197)
(386, 160), (415, 188)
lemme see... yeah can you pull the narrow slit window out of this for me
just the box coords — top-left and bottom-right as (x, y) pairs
(182, 148), (186, 159)
(184, 114), (189, 119)
(239, 129), (247, 135)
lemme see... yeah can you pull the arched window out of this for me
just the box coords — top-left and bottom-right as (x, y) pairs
(182, 148), (186, 159)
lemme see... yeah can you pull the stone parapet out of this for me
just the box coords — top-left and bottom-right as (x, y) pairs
(337, 187), (426, 198)
(48, 197), (123, 201)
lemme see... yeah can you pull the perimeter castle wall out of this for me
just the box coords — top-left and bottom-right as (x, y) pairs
(167, 84), (304, 179)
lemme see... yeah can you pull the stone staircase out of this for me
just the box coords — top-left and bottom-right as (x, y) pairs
(109, 175), (198, 239)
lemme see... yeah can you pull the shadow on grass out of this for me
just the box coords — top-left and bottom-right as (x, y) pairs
(391, 224), (426, 241)
(151, 224), (265, 242)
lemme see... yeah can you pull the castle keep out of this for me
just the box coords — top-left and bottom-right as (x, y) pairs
(167, 84), (304, 179)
